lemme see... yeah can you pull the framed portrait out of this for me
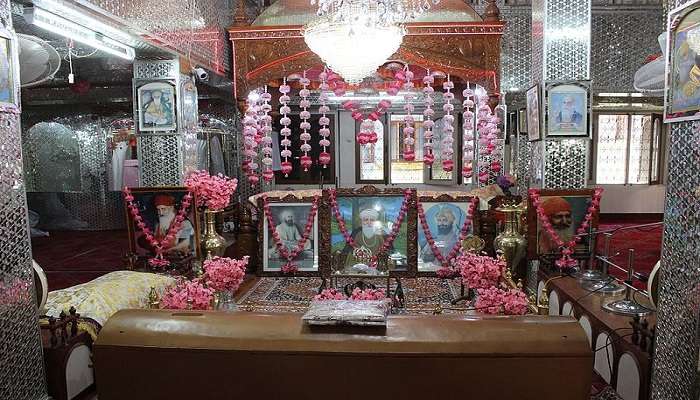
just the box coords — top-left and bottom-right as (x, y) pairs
(328, 186), (417, 277)
(417, 194), (479, 275)
(526, 189), (599, 260)
(137, 82), (177, 132)
(526, 84), (541, 141)
(125, 187), (201, 260)
(257, 194), (322, 276)
(0, 27), (17, 109)
(518, 108), (527, 134)
(545, 82), (591, 137)
(665, 1), (700, 122)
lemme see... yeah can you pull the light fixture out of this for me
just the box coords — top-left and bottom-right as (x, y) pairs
(304, 0), (440, 84)
(24, 6), (135, 60)
(304, 11), (404, 84)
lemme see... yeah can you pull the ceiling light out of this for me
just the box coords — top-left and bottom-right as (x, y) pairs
(25, 6), (135, 60)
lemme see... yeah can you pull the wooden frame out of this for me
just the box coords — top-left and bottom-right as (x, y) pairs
(416, 193), (480, 276)
(665, 0), (700, 122)
(526, 84), (542, 141)
(327, 185), (418, 277)
(256, 193), (328, 277)
(526, 189), (599, 260)
(124, 187), (201, 261)
(544, 81), (592, 138)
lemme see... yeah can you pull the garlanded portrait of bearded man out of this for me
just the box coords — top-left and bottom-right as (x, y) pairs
(420, 206), (460, 263)
(537, 196), (577, 255)
(342, 208), (393, 268)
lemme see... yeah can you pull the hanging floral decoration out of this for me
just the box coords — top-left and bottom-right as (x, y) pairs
(422, 71), (436, 166)
(242, 95), (261, 184)
(475, 93), (501, 184)
(462, 85), (476, 180)
(318, 69), (333, 168)
(441, 74), (455, 172)
(279, 78), (293, 177)
(343, 99), (390, 145)
(528, 188), (603, 269)
(401, 67), (416, 161)
(262, 194), (320, 271)
(299, 72), (313, 172)
(328, 188), (412, 267)
(123, 187), (192, 267)
(260, 86), (275, 182)
(417, 197), (478, 267)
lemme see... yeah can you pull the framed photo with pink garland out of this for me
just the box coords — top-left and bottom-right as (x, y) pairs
(125, 187), (201, 260)
(257, 194), (327, 277)
(327, 185), (417, 278)
(416, 194), (480, 276)
(526, 189), (599, 261)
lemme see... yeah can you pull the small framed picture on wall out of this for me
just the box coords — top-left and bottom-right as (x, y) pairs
(526, 84), (541, 141)
(137, 81), (177, 132)
(545, 81), (591, 138)
(0, 27), (17, 109)
(665, 1), (700, 122)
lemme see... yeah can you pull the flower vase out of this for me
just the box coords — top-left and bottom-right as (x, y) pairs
(214, 290), (237, 311)
(202, 209), (226, 259)
(493, 203), (527, 280)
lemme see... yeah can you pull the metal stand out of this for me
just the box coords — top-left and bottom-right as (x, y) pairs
(602, 249), (652, 317)
(579, 232), (625, 294)
(573, 228), (605, 282)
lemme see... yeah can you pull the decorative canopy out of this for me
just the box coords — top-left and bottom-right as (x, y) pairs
(228, 0), (503, 107)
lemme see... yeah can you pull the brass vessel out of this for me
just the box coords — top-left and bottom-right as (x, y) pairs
(493, 201), (527, 280)
(201, 209), (226, 259)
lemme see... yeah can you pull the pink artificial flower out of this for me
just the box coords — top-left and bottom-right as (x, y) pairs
(457, 253), (505, 289)
(184, 170), (238, 211)
(161, 279), (214, 310)
(202, 256), (248, 293)
(313, 288), (347, 301)
(475, 286), (529, 315)
(349, 288), (386, 301)
(436, 266), (459, 279)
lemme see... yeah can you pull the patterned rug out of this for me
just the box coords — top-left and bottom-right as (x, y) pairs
(237, 277), (463, 314)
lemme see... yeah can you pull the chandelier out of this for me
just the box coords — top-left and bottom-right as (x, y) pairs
(304, 0), (439, 84)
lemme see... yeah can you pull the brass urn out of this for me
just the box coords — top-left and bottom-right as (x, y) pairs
(493, 200), (527, 280)
(201, 209), (226, 258)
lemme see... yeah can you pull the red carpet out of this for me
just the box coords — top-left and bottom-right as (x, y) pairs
(597, 219), (663, 290)
(31, 230), (129, 291)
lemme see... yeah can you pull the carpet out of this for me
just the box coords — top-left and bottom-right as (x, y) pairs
(237, 276), (463, 314)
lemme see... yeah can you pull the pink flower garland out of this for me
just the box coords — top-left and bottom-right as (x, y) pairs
(299, 72), (313, 171)
(203, 256), (248, 293)
(457, 252), (505, 290)
(318, 69), (332, 168)
(184, 170), (237, 211)
(401, 67), (416, 161)
(475, 286), (529, 315)
(475, 94), (501, 184)
(441, 75), (456, 172)
(161, 278), (214, 310)
(242, 95), (261, 184)
(423, 71), (436, 166)
(328, 189), (412, 267)
(260, 87), (274, 182)
(343, 99), (390, 145)
(462, 85), (475, 179)
(417, 197), (478, 268)
(262, 195), (320, 271)
(529, 188), (603, 269)
(123, 187), (192, 264)
(279, 78), (293, 177)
